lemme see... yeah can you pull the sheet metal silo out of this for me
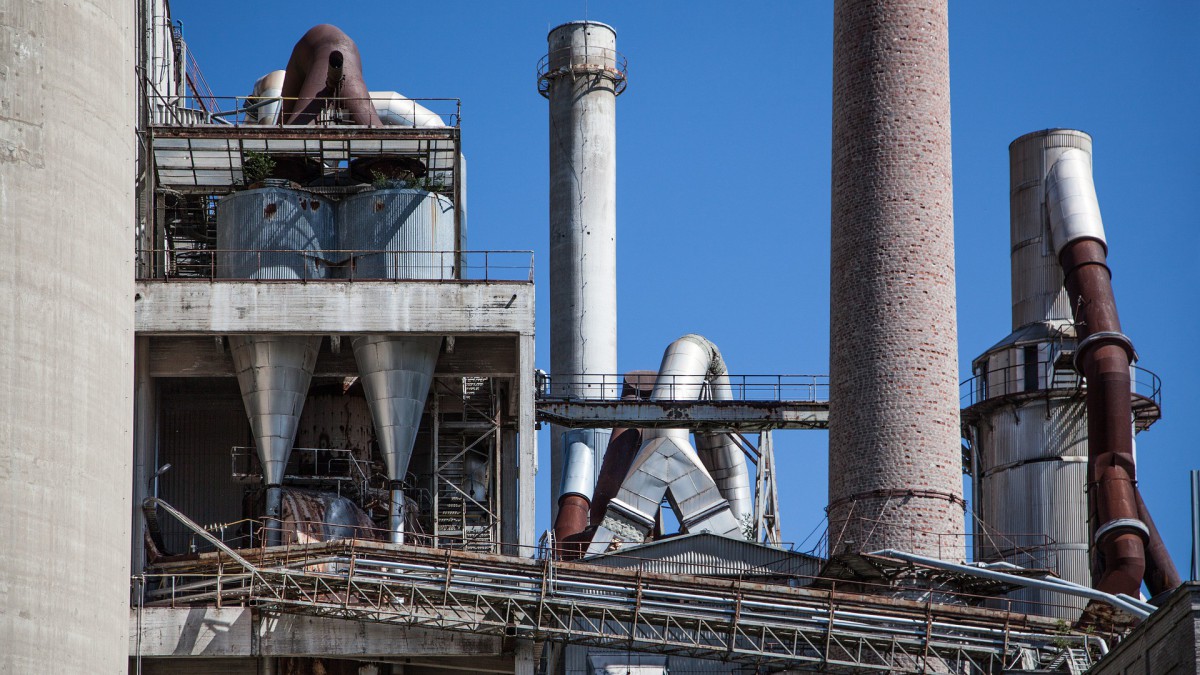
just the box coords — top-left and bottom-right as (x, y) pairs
(342, 186), (452, 543)
(339, 187), (456, 280)
(541, 20), (625, 518)
(217, 184), (336, 280)
(964, 130), (1119, 619)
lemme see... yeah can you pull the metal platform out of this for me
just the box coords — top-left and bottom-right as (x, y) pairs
(138, 499), (1107, 674)
(536, 374), (829, 431)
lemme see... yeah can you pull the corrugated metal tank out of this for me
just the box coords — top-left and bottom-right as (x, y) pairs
(216, 185), (336, 279)
(338, 188), (455, 280)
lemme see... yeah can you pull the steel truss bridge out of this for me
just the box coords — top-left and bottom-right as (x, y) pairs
(140, 499), (1103, 674)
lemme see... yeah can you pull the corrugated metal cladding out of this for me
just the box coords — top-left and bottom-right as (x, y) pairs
(584, 532), (821, 582)
(156, 379), (251, 554)
(216, 186), (336, 279)
(975, 396), (1090, 620)
(339, 188), (456, 280)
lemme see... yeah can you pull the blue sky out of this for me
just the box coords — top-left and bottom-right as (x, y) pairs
(175, 2), (1200, 573)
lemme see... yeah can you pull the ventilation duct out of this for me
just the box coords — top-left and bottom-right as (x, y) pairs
(586, 336), (745, 555)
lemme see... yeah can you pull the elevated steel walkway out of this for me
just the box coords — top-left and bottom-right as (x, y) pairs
(138, 499), (1105, 673)
(536, 374), (830, 431)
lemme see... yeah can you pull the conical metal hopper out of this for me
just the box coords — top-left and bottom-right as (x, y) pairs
(229, 335), (321, 545)
(352, 335), (441, 543)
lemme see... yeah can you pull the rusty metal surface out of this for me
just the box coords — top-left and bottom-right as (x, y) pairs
(537, 399), (829, 431)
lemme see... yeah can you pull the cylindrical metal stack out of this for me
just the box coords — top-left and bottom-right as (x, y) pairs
(0, 1), (134, 671)
(827, 0), (964, 558)
(967, 130), (1094, 618)
(543, 21), (624, 515)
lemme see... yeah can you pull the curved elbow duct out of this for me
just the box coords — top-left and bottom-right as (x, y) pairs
(370, 91), (446, 128)
(1046, 145), (1177, 598)
(279, 25), (381, 126)
(246, 70), (286, 125)
(644, 335), (751, 522)
(586, 336), (746, 555)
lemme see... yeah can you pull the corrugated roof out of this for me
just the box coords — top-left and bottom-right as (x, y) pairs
(583, 532), (822, 584)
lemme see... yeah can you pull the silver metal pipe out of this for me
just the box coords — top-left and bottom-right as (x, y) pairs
(870, 548), (1151, 620)
(1045, 148), (1108, 256)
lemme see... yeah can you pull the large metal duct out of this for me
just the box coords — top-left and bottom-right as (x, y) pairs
(0, 0), (133, 670)
(246, 70), (286, 125)
(1042, 140), (1179, 598)
(641, 335), (751, 523)
(542, 21), (624, 518)
(352, 335), (441, 544)
(280, 24), (380, 126)
(586, 336), (744, 555)
(827, 0), (964, 558)
(229, 335), (321, 546)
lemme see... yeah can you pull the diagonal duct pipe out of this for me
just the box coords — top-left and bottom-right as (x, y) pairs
(586, 336), (746, 555)
(1045, 144), (1178, 598)
(229, 335), (321, 546)
(352, 335), (441, 544)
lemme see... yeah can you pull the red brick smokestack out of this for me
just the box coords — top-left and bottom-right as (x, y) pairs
(827, 0), (964, 557)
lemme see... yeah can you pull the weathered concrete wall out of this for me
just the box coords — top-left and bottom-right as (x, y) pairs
(827, 0), (964, 557)
(0, 0), (134, 672)
(1091, 583), (1200, 675)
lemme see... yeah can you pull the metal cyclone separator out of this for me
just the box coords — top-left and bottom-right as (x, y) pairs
(353, 335), (442, 544)
(229, 335), (322, 547)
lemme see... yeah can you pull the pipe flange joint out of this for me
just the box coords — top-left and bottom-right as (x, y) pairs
(389, 480), (405, 491)
(1073, 331), (1137, 373)
(1093, 518), (1149, 544)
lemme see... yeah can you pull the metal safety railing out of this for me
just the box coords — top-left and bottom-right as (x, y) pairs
(137, 498), (1107, 673)
(147, 94), (462, 128)
(537, 45), (628, 97)
(815, 516), (1059, 574)
(136, 248), (534, 282)
(960, 359), (1161, 411)
(537, 373), (828, 402)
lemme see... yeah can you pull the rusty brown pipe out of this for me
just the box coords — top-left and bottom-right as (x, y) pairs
(1059, 239), (1146, 598)
(1135, 488), (1183, 598)
(553, 493), (591, 560)
(280, 24), (380, 126)
(588, 371), (656, 526)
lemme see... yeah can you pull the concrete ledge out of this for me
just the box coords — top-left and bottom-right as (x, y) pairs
(135, 281), (533, 335)
(129, 607), (504, 658)
(1091, 582), (1200, 674)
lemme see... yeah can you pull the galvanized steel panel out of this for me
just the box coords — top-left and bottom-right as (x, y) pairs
(586, 532), (821, 581)
(216, 186), (336, 279)
(338, 188), (456, 280)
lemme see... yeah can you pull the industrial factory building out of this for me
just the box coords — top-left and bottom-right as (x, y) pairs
(2, 1), (1199, 674)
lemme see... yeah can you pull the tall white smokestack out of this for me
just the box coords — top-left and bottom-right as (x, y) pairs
(541, 21), (626, 514)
